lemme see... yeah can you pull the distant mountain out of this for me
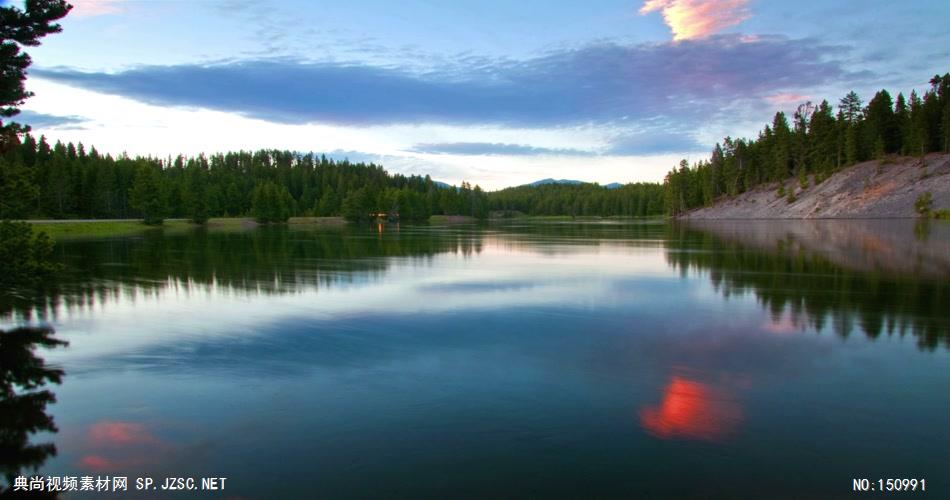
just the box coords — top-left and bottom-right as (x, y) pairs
(433, 181), (452, 189)
(526, 178), (584, 187)
(521, 178), (624, 189)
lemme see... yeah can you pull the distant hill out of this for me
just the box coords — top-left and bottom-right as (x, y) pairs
(527, 178), (585, 187)
(524, 179), (624, 188)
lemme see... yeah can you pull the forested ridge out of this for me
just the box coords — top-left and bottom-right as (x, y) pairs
(487, 182), (665, 217)
(664, 73), (950, 215)
(0, 138), (491, 223)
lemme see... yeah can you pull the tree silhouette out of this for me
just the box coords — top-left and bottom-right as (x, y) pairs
(0, 326), (67, 498)
(0, 0), (72, 151)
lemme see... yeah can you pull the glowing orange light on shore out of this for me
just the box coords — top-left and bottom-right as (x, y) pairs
(639, 376), (740, 441)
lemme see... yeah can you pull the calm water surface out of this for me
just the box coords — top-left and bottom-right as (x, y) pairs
(3, 220), (950, 498)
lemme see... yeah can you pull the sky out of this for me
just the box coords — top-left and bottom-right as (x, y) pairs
(10, 0), (950, 189)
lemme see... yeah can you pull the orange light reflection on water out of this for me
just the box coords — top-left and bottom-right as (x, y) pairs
(639, 376), (741, 441)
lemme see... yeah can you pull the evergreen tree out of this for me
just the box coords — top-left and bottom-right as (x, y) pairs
(316, 186), (339, 216)
(907, 90), (928, 157)
(838, 91), (863, 124)
(864, 90), (897, 157)
(0, 155), (35, 218)
(183, 161), (210, 224)
(0, 0), (72, 151)
(808, 100), (837, 176)
(894, 93), (910, 154)
(250, 180), (293, 223)
(771, 112), (792, 181)
(129, 164), (166, 225)
(341, 186), (375, 222)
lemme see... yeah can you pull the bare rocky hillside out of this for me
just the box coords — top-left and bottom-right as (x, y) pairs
(682, 153), (950, 219)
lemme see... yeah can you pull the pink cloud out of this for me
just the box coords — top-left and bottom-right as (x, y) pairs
(69, 0), (125, 17)
(639, 0), (751, 41)
(765, 93), (811, 106)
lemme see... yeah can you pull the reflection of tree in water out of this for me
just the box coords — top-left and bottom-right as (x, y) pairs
(666, 226), (950, 350)
(1, 225), (485, 320)
(0, 326), (67, 498)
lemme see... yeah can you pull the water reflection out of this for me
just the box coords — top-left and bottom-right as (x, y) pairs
(670, 220), (950, 350)
(0, 326), (66, 499)
(79, 421), (166, 473)
(1, 225), (485, 321)
(639, 376), (742, 441)
(3, 220), (948, 497)
(3, 221), (947, 352)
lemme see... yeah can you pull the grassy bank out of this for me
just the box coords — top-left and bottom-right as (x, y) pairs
(30, 220), (191, 239)
(26, 214), (659, 240)
(28, 216), (351, 239)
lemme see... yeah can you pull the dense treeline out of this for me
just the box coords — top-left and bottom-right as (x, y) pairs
(0, 137), (490, 223)
(487, 182), (665, 217)
(665, 73), (950, 215)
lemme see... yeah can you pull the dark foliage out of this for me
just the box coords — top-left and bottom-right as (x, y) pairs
(488, 182), (664, 217)
(0, 220), (58, 291)
(0, 142), (491, 222)
(0, 325), (67, 497)
(664, 73), (950, 215)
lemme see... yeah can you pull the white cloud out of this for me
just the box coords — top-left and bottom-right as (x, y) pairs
(23, 78), (680, 188)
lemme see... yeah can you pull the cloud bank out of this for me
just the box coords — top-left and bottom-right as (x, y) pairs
(33, 35), (849, 131)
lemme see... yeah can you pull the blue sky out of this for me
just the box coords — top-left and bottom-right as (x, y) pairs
(14, 0), (950, 188)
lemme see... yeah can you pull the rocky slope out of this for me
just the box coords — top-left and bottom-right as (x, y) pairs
(682, 153), (950, 219)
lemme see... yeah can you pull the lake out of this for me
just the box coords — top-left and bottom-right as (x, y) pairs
(3, 219), (949, 498)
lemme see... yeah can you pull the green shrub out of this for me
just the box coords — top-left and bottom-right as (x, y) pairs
(915, 192), (933, 216)
(797, 169), (809, 190)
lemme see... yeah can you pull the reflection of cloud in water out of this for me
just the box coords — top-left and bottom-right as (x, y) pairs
(35, 247), (670, 368)
(639, 376), (741, 441)
(762, 313), (801, 335)
(89, 421), (160, 446)
(416, 280), (538, 294)
(79, 421), (166, 472)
